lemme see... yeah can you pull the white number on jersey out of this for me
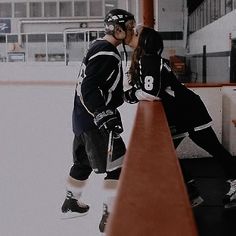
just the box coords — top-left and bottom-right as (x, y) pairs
(144, 76), (154, 91)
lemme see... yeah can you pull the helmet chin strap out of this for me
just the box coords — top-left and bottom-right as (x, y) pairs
(122, 40), (128, 67)
(111, 33), (120, 41)
(111, 31), (128, 67)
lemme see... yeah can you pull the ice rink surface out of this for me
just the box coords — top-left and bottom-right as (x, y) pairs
(0, 84), (137, 236)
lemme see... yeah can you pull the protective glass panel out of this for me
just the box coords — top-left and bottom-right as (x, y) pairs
(0, 3), (12, 18)
(74, 1), (87, 16)
(59, 1), (72, 17)
(44, 2), (57, 17)
(14, 2), (27, 18)
(29, 2), (42, 17)
(90, 0), (102, 16)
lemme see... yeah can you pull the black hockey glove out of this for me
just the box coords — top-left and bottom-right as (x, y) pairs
(123, 88), (139, 104)
(94, 109), (123, 135)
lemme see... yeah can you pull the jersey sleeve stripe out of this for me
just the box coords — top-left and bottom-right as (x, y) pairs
(106, 62), (122, 105)
(88, 51), (120, 61)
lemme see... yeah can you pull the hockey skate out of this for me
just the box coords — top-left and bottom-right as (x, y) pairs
(186, 179), (204, 208)
(223, 179), (236, 209)
(61, 191), (89, 219)
(99, 203), (109, 233)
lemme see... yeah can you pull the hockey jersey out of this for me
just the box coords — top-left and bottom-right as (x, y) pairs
(73, 39), (124, 136)
(126, 54), (212, 137)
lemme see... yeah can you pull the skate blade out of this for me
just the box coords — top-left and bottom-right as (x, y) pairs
(60, 211), (89, 219)
(191, 196), (204, 208)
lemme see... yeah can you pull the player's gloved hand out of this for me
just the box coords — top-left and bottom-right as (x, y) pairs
(94, 109), (123, 134)
(123, 88), (139, 104)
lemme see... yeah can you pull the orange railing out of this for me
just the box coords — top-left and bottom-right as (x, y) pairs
(232, 120), (236, 127)
(106, 101), (198, 236)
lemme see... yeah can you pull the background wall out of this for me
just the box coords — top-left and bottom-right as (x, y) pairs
(188, 10), (236, 55)
(187, 10), (236, 83)
(222, 86), (236, 155)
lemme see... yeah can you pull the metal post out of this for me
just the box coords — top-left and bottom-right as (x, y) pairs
(142, 0), (155, 28)
(202, 45), (207, 83)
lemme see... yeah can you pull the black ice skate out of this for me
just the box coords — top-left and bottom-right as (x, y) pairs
(223, 179), (236, 209)
(99, 203), (109, 233)
(61, 191), (89, 219)
(187, 179), (204, 208)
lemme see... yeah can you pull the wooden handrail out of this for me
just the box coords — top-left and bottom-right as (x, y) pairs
(232, 120), (236, 127)
(106, 101), (198, 236)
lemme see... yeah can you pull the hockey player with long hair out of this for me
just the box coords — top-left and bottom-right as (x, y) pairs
(124, 26), (236, 209)
(61, 9), (135, 233)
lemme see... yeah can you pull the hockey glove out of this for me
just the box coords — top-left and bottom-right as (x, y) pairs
(94, 109), (123, 135)
(123, 88), (139, 104)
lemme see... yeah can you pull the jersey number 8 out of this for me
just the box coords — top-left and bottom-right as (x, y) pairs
(144, 76), (154, 91)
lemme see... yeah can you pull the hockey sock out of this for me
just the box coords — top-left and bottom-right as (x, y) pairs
(103, 179), (118, 213)
(65, 176), (87, 199)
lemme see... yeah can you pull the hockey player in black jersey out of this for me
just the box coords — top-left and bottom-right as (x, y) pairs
(61, 9), (135, 232)
(124, 26), (236, 209)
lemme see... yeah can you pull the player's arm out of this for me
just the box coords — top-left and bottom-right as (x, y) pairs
(80, 53), (117, 112)
(81, 52), (123, 134)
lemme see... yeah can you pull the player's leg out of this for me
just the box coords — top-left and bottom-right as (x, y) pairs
(189, 127), (236, 178)
(61, 135), (92, 219)
(189, 127), (236, 209)
(80, 128), (124, 232)
(174, 136), (204, 207)
(99, 133), (126, 233)
(99, 168), (122, 233)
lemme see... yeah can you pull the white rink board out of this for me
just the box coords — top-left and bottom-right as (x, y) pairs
(222, 87), (236, 156)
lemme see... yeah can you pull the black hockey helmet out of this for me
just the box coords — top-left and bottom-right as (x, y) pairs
(139, 27), (163, 56)
(104, 9), (135, 35)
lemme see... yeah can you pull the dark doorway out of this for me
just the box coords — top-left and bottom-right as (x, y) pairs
(230, 39), (236, 83)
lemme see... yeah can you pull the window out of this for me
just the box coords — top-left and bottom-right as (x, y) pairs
(207, 0), (211, 23)
(225, 0), (233, 13)
(30, 2), (42, 17)
(220, 0), (226, 16)
(44, 2), (57, 17)
(210, 0), (215, 21)
(90, 0), (103, 16)
(196, 7), (200, 30)
(74, 1), (87, 16)
(199, 5), (204, 28)
(0, 3), (12, 18)
(47, 34), (63, 42)
(28, 34), (46, 42)
(0, 35), (6, 43)
(193, 14), (196, 32)
(14, 2), (27, 18)
(215, 0), (220, 19)
(27, 34), (46, 62)
(203, 1), (207, 27)
(59, 1), (72, 17)
(105, 0), (118, 14)
(47, 34), (65, 62)
(7, 35), (18, 43)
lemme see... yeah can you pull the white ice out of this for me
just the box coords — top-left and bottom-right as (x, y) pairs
(0, 84), (137, 236)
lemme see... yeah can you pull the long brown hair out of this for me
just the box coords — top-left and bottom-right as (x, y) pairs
(129, 26), (144, 87)
(129, 26), (164, 86)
